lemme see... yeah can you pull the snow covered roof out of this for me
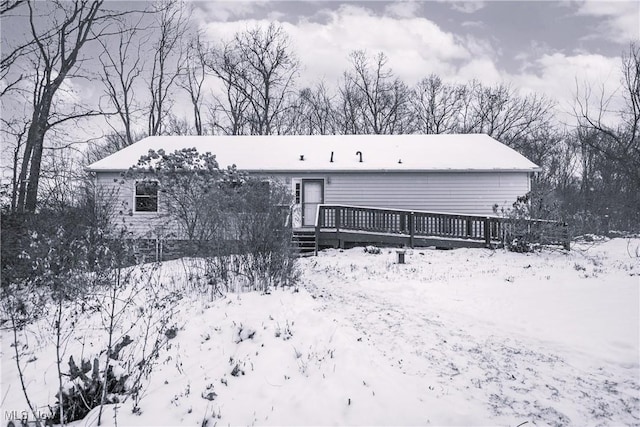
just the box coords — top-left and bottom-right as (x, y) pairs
(86, 134), (540, 173)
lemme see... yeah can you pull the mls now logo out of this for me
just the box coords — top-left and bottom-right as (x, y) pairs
(4, 409), (53, 427)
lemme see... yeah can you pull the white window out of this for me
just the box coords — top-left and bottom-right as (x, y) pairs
(134, 181), (158, 212)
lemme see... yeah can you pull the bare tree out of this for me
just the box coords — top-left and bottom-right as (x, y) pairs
(456, 80), (482, 135)
(572, 43), (640, 230)
(574, 42), (640, 187)
(337, 73), (365, 134)
(271, 83), (335, 135)
(1, 117), (29, 210)
(206, 39), (251, 135)
(165, 113), (194, 135)
(208, 23), (299, 135)
(0, 0), (24, 14)
(342, 50), (412, 134)
(464, 83), (555, 146)
(412, 75), (464, 134)
(296, 82), (337, 135)
(37, 146), (87, 210)
(0, 0), (32, 98)
(147, 0), (189, 136)
(86, 131), (144, 165)
(97, 14), (148, 146)
(178, 32), (207, 135)
(13, 0), (108, 213)
(238, 23), (300, 135)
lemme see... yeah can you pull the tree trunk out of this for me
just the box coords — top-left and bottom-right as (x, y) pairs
(24, 130), (46, 212)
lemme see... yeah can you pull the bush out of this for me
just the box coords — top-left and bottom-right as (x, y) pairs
(496, 192), (569, 253)
(51, 351), (130, 425)
(1, 192), (173, 425)
(127, 148), (298, 292)
(364, 245), (381, 254)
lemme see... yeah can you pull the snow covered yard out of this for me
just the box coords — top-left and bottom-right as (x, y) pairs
(2, 238), (639, 426)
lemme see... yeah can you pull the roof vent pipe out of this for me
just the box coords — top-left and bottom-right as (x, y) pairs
(330, 151), (334, 163)
(299, 155), (304, 161)
(356, 151), (363, 163)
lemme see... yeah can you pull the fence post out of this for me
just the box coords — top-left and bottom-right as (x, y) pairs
(484, 217), (491, 246)
(409, 212), (415, 248)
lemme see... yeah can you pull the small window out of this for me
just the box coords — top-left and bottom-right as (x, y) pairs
(295, 183), (301, 204)
(135, 181), (158, 212)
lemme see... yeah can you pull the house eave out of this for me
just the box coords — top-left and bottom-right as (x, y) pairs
(243, 168), (542, 174)
(88, 167), (541, 174)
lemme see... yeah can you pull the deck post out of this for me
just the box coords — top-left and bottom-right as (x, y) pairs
(563, 222), (571, 251)
(483, 217), (491, 246)
(335, 206), (342, 249)
(314, 207), (322, 256)
(409, 211), (415, 248)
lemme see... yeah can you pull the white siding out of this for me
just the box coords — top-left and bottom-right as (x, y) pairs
(96, 171), (531, 237)
(265, 172), (530, 216)
(322, 172), (529, 215)
(95, 172), (177, 238)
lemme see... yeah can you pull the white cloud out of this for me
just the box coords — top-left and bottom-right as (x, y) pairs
(384, 1), (421, 18)
(202, 4), (470, 86)
(449, 1), (486, 14)
(195, 1), (268, 22)
(199, 3), (627, 127)
(456, 58), (502, 85)
(295, 5), (473, 85)
(575, 0), (639, 43)
(461, 20), (484, 28)
(510, 53), (623, 125)
(461, 34), (498, 59)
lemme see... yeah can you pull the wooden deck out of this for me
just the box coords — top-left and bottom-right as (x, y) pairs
(309, 204), (570, 254)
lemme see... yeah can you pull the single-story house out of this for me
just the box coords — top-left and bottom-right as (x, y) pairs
(86, 134), (540, 238)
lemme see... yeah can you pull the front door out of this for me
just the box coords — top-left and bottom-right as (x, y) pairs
(302, 180), (323, 227)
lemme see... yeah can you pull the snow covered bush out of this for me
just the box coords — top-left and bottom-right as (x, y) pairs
(496, 192), (569, 252)
(126, 148), (244, 253)
(51, 352), (129, 425)
(1, 193), (178, 425)
(226, 180), (299, 291)
(275, 321), (293, 340)
(364, 245), (382, 254)
(127, 148), (299, 292)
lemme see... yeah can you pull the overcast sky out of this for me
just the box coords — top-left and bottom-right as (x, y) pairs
(194, 0), (638, 124)
(2, 0), (637, 131)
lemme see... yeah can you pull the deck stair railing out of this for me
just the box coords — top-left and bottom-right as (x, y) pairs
(314, 204), (569, 250)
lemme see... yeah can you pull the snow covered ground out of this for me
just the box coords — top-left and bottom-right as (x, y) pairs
(2, 238), (639, 426)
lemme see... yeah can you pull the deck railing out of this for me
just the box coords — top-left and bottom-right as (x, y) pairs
(314, 204), (570, 250)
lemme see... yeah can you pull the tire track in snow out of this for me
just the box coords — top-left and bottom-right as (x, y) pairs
(300, 259), (640, 426)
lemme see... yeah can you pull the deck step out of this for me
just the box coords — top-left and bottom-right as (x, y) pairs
(292, 230), (316, 256)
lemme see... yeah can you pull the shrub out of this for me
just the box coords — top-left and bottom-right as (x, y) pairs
(1, 191), (172, 425)
(496, 192), (569, 252)
(364, 245), (381, 254)
(51, 351), (130, 425)
(127, 148), (298, 292)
